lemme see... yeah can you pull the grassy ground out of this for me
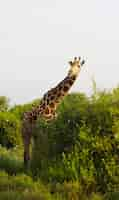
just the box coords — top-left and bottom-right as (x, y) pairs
(0, 145), (118, 200)
(0, 170), (105, 200)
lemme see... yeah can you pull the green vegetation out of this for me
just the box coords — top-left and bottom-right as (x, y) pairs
(0, 112), (21, 148)
(0, 146), (23, 174)
(0, 96), (9, 112)
(1, 86), (119, 199)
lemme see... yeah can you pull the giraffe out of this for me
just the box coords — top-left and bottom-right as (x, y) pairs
(22, 57), (85, 168)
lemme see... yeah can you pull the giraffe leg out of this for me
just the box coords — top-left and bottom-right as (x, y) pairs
(24, 137), (31, 169)
(22, 121), (32, 169)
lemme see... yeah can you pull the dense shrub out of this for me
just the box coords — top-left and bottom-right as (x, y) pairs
(0, 146), (24, 174)
(0, 112), (21, 148)
(31, 90), (119, 194)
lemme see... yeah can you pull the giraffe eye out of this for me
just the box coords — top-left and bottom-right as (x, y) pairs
(72, 76), (76, 80)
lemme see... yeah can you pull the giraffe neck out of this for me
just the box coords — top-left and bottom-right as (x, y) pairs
(23, 73), (79, 123)
(36, 73), (78, 118)
(56, 74), (77, 96)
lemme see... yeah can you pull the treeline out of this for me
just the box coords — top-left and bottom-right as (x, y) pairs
(1, 86), (119, 196)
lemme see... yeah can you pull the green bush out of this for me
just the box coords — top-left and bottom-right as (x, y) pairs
(0, 112), (21, 148)
(31, 91), (119, 194)
(0, 146), (24, 174)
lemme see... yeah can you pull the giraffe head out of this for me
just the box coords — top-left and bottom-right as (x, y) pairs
(68, 57), (85, 77)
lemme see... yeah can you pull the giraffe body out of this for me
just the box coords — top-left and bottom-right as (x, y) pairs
(22, 57), (85, 167)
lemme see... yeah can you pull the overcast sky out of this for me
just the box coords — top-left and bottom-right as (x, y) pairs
(0, 0), (119, 105)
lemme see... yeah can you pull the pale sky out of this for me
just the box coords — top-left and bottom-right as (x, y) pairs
(0, 0), (119, 105)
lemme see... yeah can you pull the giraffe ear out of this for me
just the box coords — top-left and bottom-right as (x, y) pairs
(69, 61), (73, 66)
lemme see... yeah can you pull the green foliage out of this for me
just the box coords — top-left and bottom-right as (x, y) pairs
(0, 171), (52, 200)
(0, 146), (24, 174)
(31, 90), (119, 194)
(0, 112), (22, 148)
(10, 98), (40, 120)
(0, 170), (106, 200)
(0, 96), (9, 112)
(2, 86), (119, 198)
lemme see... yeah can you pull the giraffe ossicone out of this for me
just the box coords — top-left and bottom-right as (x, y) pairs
(22, 56), (85, 168)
